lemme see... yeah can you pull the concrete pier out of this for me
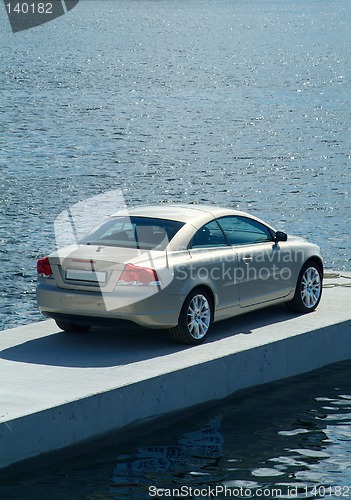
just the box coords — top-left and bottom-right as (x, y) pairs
(1, 271), (351, 471)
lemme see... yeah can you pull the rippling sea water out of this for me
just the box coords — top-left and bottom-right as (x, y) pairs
(0, 0), (351, 495)
(1, 0), (350, 329)
(1, 361), (351, 499)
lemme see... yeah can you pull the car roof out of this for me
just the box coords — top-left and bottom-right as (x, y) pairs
(111, 203), (246, 224)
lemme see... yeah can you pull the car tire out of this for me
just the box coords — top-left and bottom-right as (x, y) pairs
(169, 288), (213, 345)
(286, 261), (323, 313)
(55, 320), (91, 333)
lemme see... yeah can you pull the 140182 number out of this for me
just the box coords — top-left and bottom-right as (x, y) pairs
(6, 3), (53, 14)
(310, 485), (351, 497)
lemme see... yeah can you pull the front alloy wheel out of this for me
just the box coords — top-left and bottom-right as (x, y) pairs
(169, 289), (213, 345)
(287, 262), (322, 313)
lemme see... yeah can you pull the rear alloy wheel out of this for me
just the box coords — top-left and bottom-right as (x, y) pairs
(287, 262), (322, 313)
(169, 289), (213, 345)
(55, 320), (91, 333)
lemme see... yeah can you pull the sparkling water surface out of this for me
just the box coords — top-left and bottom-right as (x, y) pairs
(0, 0), (350, 496)
(0, 0), (350, 329)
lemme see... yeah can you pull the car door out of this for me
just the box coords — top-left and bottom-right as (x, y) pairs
(217, 216), (293, 307)
(187, 220), (239, 311)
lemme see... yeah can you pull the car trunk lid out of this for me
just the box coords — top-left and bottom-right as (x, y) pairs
(49, 244), (164, 292)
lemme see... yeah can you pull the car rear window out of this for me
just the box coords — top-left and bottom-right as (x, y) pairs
(80, 216), (184, 250)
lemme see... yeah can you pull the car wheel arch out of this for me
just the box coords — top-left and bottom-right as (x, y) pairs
(287, 257), (323, 314)
(186, 284), (216, 317)
(302, 256), (323, 276)
(292, 256), (323, 291)
(169, 285), (216, 345)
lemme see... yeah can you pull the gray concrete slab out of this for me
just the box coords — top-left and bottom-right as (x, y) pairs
(1, 271), (351, 470)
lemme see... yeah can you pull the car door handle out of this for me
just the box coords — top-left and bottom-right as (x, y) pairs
(242, 255), (252, 263)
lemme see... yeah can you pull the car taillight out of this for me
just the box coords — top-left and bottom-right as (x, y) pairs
(37, 256), (53, 276)
(118, 263), (161, 286)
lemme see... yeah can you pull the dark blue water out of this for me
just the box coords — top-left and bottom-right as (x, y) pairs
(1, 0), (350, 330)
(1, 360), (351, 499)
(1, 0), (351, 494)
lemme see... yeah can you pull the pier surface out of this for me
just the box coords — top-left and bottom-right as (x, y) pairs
(1, 272), (351, 470)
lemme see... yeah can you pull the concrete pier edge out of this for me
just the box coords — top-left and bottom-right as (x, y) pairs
(1, 271), (351, 472)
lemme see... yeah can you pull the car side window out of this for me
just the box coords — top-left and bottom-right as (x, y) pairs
(217, 216), (273, 245)
(191, 220), (228, 248)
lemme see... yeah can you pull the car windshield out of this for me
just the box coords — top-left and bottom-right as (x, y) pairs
(79, 216), (184, 250)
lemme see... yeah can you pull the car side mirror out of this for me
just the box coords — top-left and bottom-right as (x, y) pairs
(274, 231), (288, 243)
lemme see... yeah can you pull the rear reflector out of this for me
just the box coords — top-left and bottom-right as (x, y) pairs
(37, 256), (53, 276)
(118, 263), (161, 286)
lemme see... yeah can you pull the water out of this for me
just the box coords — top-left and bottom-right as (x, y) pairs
(1, 0), (350, 330)
(1, 360), (351, 499)
(0, 0), (350, 494)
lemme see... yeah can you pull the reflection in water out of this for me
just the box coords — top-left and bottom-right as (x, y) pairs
(1, 0), (351, 493)
(1, 362), (351, 499)
(110, 416), (224, 497)
(107, 362), (351, 500)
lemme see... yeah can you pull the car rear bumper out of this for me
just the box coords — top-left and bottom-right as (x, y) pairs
(42, 311), (139, 329)
(37, 282), (183, 329)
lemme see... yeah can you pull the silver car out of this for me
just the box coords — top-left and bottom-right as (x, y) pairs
(37, 204), (323, 344)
